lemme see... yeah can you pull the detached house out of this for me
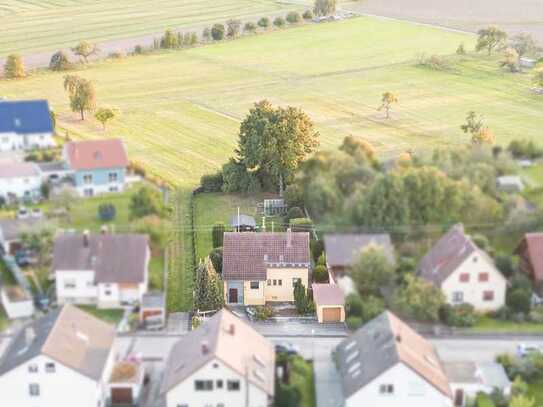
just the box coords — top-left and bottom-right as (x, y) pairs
(0, 100), (55, 152)
(418, 225), (506, 311)
(63, 138), (128, 197)
(0, 305), (116, 407)
(0, 161), (43, 202)
(516, 233), (543, 288)
(222, 231), (310, 305)
(54, 232), (150, 308)
(161, 309), (275, 407)
(335, 311), (453, 407)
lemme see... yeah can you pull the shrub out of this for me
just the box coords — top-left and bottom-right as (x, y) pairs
(257, 17), (270, 29)
(495, 254), (517, 278)
(345, 293), (363, 317)
(310, 239), (324, 263)
(4, 54), (25, 78)
(313, 265), (328, 283)
(456, 43), (466, 55)
(212, 222), (225, 248)
(346, 316), (363, 330)
(286, 11), (302, 24)
(209, 247), (223, 275)
(529, 304), (543, 323)
(160, 29), (179, 49)
(202, 27), (211, 42)
(285, 206), (304, 223)
(293, 281), (310, 314)
(133, 45), (145, 55)
(273, 17), (286, 28)
(49, 51), (72, 71)
(417, 54), (451, 71)
(440, 303), (477, 327)
(508, 139), (543, 160)
(226, 19), (242, 38)
(129, 186), (165, 219)
(255, 305), (274, 320)
(361, 295), (385, 323)
(507, 288), (532, 314)
(211, 24), (225, 41)
(98, 203), (116, 222)
(472, 233), (490, 250)
(302, 10), (314, 20)
(244, 22), (257, 33)
(397, 256), (416, 276)
(284, 184), (304, 208)
(108, 51), (124, 59)
(200, 171), (224, 192)
(317, 253), (326, 266)
(289, 217), (313, 232)
(133, 215), (167, 248)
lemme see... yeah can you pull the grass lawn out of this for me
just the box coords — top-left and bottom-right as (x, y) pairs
(469, 316), (543, 334)
(528, 380), (543, 405)
(77, 305), (124, 325)
(0, 0), (297, 57)
(149, 253), (165, 291)
(475, 393), (495, 407)
(0, 307), (8, 332)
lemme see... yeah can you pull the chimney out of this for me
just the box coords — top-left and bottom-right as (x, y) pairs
(83, 230), (90, 247)
(287, 228), (292, 248)
(228, 323), (236, 336)
(100, 225), (108, 235)
(201, 341), (209, 355)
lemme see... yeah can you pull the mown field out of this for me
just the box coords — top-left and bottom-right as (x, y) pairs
(0, 0), (296, 57)
(4, 17), (543, 189)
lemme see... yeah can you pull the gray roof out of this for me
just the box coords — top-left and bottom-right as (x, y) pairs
(444, 361), (510, 390)
(53, 233), (149, 283)
(324, 234), (395, 268)
(141, 292), (165, 309)
(37, 161), (70, 173)
(0, 218), (51, 242)
(229, 214), (256, 228)
(443, 361), (479, 384)
(478, 362), (511, 390)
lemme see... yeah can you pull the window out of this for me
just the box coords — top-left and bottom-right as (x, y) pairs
(483, 291), (494, 301)
(83, 174), (93, 184)
(105, 290), (112, 296)
(473, 256), (478, 263)
(459, 273), (470, 283)
(273, 279), (277, 286)
(64, 279), (76, 289)
(195, 380), (213, 391)
(216, 379), (223, 389)
(478, 273), (489, 282)
(45, 362), (56, 373)
(452, 291), (464, 303)
(379, 384), (394, 395)
(278, 279), (282, 286)
(250, 281), (259, 289)
(108, 172), (118, 183)
(29, 383), (40, 397)
(28, 364), (38, 373)
(84, 188), (94, 197)
(109, 186), (118, 192)
(227, 380), (240, 391)
(267, 279), (271, 286)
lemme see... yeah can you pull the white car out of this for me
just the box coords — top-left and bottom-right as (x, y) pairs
(30, 208), (43, 218)
(16, 206), (29, 219)
(517, 343), (543, 357)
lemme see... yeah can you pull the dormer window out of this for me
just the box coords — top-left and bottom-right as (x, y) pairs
(14, 118), (21, 128)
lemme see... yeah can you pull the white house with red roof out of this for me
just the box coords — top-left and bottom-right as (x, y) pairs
(62, 138), (128, 197)
(0, 161), (43, 202)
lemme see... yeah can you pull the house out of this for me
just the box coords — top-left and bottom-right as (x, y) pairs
(417, 224), (507, 311)
(139, 292), (166, 329)
(0, 162), (43, 202)
(222, 231), (310, 305)
(335, 311), (453, 407)
(230, 214), (257, 232)
(0, 285), (34, 319)
(312, 283), (345, 323)
(0, 218), (50, 254)
(0, 304), (116, 407)
(517, 233), (543, 288)
(324, 233), (395, 279)
(0, 100), (55, 152)
(161, 309), (275, 407)
(54, 232), (150, 308)
(444, 361), (511, 406)
(63, 138), (128, 197)
(496, 176), (524, 193)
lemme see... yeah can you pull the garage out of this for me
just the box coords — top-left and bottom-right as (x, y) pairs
(111, 387), (133, 404)
(312, 283), (345, 324)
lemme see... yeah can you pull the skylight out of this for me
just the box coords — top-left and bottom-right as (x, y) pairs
(346, 350), (359, 363)
(348, 361), (361, 374)
(345, 341), (356, 351)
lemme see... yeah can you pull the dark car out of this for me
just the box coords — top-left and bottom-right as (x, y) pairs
(275, 343), (300, 355)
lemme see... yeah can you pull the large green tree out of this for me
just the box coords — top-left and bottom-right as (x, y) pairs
(195, 258), (224, 311)
(63, 75), (96, 120)
(392, 274), (445, 322)
(351, 245), (395, 297)
(313, 0), (336, 16)
(476, 26), (507, 55)
(71, 40), (99, 63)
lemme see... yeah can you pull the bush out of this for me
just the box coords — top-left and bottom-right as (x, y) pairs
(345, 293), (363, 317)
(495, 254), (517, 278)
(160, 29), (179, 49)
(212, 222), (225, 249)
(440, 303), (477, 327)
(211, 24), (225, 41)
(273, 17), (286, 28)
(313, 265), (328, 283)
(200, 171), (223, 192)
(529, 304), (543, 323)
(209, 247), (223, 275)
(129, 186), (165, 219)
(317, 253), (326, 266)
(4, 54), (25, 78)
(507, 288), (532, 314)
(202, 27), (211, 42)
(302, 10), (314, 20)
(361, 295), (385, 323)
(244, 22), (257, 33)
(417, 54), (451, 71)
(508, 139), (543, 160)
(285, 206), (304, 223)
(226, 19), (242, 38)
(456, 43), (466, 55)
(472, 233), (490, 251)
(286, 11), (302, 24)
(133, 215), (167, 248)
(310, 239), (324, 263)
(258, 17), (270, 29)
(49, 51), (72, 71)
(283, 184), (304, 208)
(397, 256), (416, 276)
(133, 45), (145, 55)
(108, 51), (124, 59)
(289, 217), (313, 232)
(346, 316), (363, 330)
(255, 305), (274, 320)
(98, 203), (116, 222)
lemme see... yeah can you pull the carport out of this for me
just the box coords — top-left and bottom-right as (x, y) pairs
(312, 283), (345, 323)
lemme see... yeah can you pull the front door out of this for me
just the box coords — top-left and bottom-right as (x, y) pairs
(454, 389), (464, 406)
(229, 288), (238, 304)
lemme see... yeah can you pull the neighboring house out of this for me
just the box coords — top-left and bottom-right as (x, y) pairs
(312, 283), (345, 323)
(139, 292), (166, 329)
(417, 225), (507, 311)
(230, 214), (257, 232)
(324, 233), (395, 279)
(63, 138), (128, 197)
(54, 232), (150, 308)
(335, 311), (453, 407)
(0, 100), (55, 152)
(0, 162), (42, 202)
(161, 309), (275, 407)
(444, 361), (511, 406)
(0, 304), (116, 407)
(222, 231), (310, 305)
(0, 218), (50, 254)
(496, 176), (524, 193)
(516, 233), (543, 288)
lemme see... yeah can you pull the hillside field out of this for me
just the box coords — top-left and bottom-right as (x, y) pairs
(2, 17), (543, 189)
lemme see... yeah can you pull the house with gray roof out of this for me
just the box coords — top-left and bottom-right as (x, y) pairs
(335, 311), (453, 407)
(54, 231), (150, 308)
(161, 308), (275, 407)
(0, 304), (116, 407)
(417, 224), (506, 311)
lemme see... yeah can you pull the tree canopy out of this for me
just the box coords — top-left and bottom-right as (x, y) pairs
(476, 26), (507, 55)
(71, 40), (99, 63)
(4, 54), (25, 79)
(63, 75), (96, 120)
(313, 0), (336, 16)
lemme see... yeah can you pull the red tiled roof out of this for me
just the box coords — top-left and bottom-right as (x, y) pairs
(64, 138), (128, 170)
(523, 233), (543, 282)
(222, 232), (310, 281)
(312, 283), (345, 306)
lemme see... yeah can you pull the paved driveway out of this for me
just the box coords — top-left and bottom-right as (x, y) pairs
(251, 318), (348, 337)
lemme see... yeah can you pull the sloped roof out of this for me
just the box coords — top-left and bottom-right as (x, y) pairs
(324, 234), (395, 268)
(222, 232), (310, 281)
(0, 305), (115, 380)
(335, 311), (452, 399)
(64, 138), (128, 171)
(519, 233), (543, 282)
(53, 233), (149, 283)
(417, 224), (499, 287)
(0, 162), (40, 178)
(0, 218), (50, 242)
(0, 100), (53, 134)
(162, 309), (275, 396)
(312, 283), (345, 306)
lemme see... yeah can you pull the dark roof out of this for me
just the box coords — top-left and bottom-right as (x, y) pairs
(64, 139), (128, 171)
(222, 232), (310, 281)
(335, 311), (451, 399)
(229, 214), (256, 228)
(0, 100), (53, 134)
(0, 218), (51, 242)
(37, 161), (69, 173)
(0, 305), (115, 381)
(53, 233), (149, 283)
(518, 233), (543, 283)
(324, 234), (395, 268)
(312, 283), (345, 306)
(417, 224), (498, 287)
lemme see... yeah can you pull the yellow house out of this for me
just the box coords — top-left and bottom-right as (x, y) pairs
(222, 231), (311, 305)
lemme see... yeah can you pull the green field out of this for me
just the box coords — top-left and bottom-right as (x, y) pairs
(0, 0), (296, 57)
(2, 17), (543, 189)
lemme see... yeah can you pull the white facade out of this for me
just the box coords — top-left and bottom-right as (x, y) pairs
(166, 357), (269, 407)
(345, 363), (452, 407)
(441, 252), (507, 311)
(0, 288), (34, 319)
(0, 132), (55, 152)
(75, 180), (125, 197)
(0, 351), (115, 407)
(0, 172), (42, 201)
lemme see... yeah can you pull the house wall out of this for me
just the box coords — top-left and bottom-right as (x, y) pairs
(345, 363), (452, 407)
(224, 281), (245, 305)
(56, 270), (98, 305)
(448, 382), (490, 407)
(264, 267), (309, 302)
(0, 173), (42, 201)
(315, 304), (345, 323)
(441, 252), (506, 311)
(166, 357), (269, 407)
(243, 280), (266, 306)
(0, 132), (54, 152)
(0, 354), (105, 407)
(73, 167), (126, 197)
(0, 289), (34, 319)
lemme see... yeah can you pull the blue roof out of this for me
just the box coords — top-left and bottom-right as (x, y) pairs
(0, 100), (53, 134)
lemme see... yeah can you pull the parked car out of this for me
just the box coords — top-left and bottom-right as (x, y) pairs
(15, 249), (38, 267)
(16, 206), (29, 219)
(517, 343), (543, 357)
(34, 293), (50, 311)
(30, 208), (43, 218)
(275, 343), (300, 355)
